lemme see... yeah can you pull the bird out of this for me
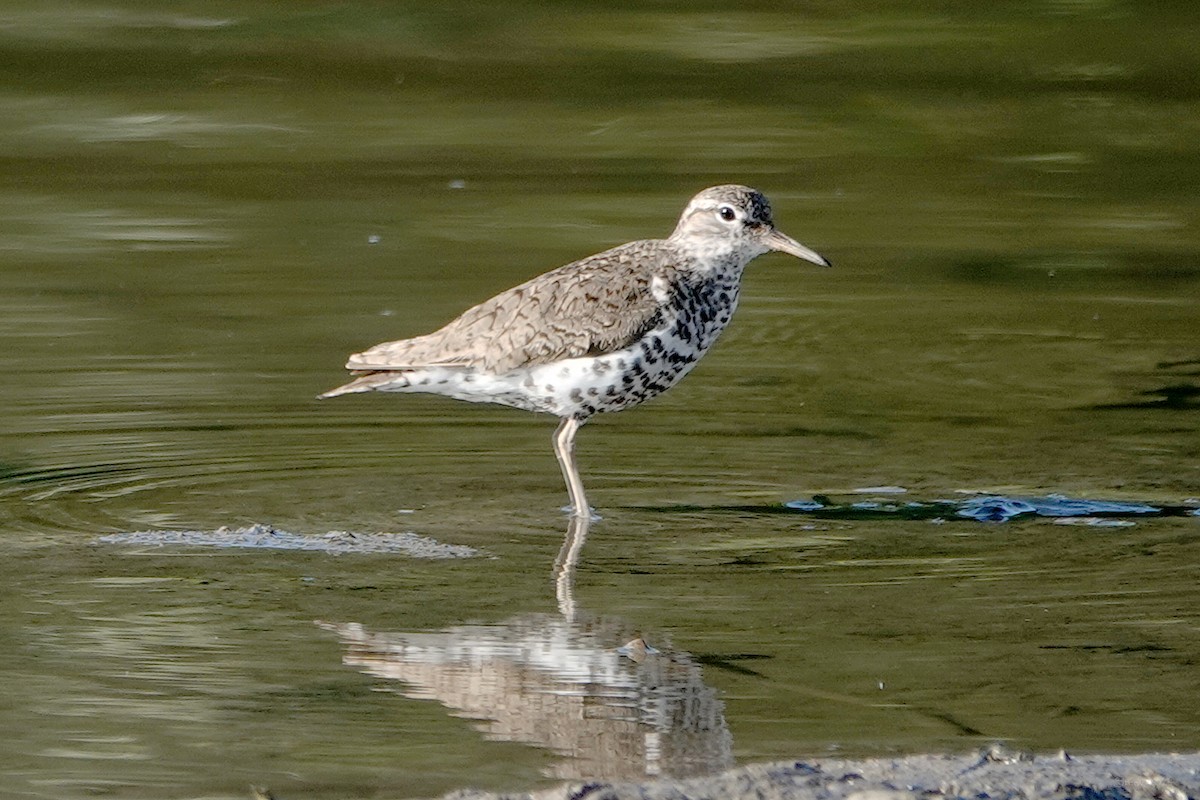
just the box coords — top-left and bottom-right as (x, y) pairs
(320, 184), (831, 518)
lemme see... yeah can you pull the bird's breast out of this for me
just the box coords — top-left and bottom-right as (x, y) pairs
(661, 270), (743, 351)
(516, 273), (744, 419)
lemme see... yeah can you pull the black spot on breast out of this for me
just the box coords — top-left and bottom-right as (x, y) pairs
(569, 388), (583, 402)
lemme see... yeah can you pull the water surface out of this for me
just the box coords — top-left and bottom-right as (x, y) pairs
(1, 2), (1198, 798)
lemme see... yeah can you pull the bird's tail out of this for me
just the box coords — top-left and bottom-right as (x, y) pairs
(317, 372), (408, 399)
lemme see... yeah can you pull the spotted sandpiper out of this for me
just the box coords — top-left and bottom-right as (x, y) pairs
(321, 185), (830, 518)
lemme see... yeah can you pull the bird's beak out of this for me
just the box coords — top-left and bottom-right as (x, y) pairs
(764, 228), (832, 268)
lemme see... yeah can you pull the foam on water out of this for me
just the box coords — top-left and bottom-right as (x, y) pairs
(98, 523), (481, 558)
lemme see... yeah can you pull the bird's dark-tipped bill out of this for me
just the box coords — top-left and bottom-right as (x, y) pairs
(765, 228), (832, 267)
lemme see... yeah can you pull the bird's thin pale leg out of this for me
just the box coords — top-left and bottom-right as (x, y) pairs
(553, 417), (591, 519)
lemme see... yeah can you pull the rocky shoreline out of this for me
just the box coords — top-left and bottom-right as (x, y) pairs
(445, 750), (1200, 800)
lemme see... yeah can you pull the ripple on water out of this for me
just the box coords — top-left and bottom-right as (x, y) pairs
(0, 196), (234, 256)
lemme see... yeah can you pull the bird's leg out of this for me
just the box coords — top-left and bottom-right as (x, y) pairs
(553, 417), (591, 519)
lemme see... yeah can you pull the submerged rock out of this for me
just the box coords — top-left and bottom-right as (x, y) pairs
(956, 496), (1040, 522)
(783, 492), (1181, 524)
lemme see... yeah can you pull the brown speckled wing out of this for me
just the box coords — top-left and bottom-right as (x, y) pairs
(346, 240), (679, 375)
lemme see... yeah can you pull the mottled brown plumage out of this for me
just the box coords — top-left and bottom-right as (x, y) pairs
(345, 241), (670, 375)
(322, 185), (830, 517)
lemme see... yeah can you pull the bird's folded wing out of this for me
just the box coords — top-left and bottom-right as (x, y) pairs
(346, 241), (673, 374)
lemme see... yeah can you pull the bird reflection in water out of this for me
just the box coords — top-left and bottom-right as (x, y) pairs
(317, 516), (733, 782)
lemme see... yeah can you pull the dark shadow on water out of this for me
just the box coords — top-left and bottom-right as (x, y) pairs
(1087, 357), (1200, 411)
(317, 516), (734, 783)
(692, 653), (770, 679)
(1090, 383), (1200, 411)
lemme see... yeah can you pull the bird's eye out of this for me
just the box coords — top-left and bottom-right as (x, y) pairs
(718, 205), (737, 222)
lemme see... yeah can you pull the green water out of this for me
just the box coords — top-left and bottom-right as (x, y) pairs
(1, 2), (1198, 798)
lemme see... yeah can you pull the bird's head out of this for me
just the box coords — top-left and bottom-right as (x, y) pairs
(670, 184), (831, 268)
